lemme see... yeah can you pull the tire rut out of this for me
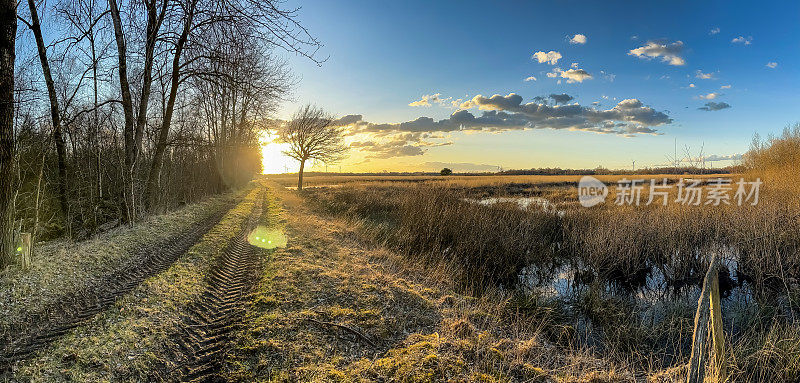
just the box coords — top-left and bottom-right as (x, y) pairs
(0, 202), (236, 370)
(163, 197), (263, 382)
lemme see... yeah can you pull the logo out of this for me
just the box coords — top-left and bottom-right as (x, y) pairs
(578, 176), (608, 207)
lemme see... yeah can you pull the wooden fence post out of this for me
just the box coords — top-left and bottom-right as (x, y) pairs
(687, 254), (726, 383)
(18, 232), (31, 269)
(709, 263), (727, 382)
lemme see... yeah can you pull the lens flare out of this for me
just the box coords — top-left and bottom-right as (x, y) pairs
(248, 226), (288, 249)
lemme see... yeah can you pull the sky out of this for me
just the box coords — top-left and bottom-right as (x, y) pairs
(269, 0), (800, 173)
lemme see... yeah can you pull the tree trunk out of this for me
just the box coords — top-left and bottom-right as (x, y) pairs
(27, 0), (69, 221)
(146, 0), (194, 212)
(0, 0), (15, 267)
(108, 0), (137, 221)
(297, 159), (305, 190)
(89, 26), (101, 210)
(135, 0), (166, 157)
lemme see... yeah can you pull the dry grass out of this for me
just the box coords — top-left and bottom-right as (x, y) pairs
(0, 188), (246, 346)
(298, 175), (800, 381)
(8, 185), (264, 381)
(310, 184), (563, 289)
(224, 183), (633, 382)
(744, 123), (800, 193)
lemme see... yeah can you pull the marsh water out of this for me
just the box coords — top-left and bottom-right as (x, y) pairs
(473, 195), (791, 346)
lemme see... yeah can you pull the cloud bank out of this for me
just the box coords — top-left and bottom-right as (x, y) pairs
(318, 92), (674, 159)
(337, 93), (672, 143)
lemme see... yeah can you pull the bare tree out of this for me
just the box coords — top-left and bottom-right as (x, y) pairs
(280, 105), (347, 190)
(0, 0), (15, 266)
(108, 0), (167, 221)
(4, 0), (320, 241)
(20, 0), (70, 220)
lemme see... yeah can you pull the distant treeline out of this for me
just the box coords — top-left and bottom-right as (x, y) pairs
(497, 165), (743, 176)
(294, 165), (742, 178)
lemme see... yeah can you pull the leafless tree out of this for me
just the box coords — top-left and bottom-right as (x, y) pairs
(108, 0), (169, 221)
(3, 0), (321, 244)
(280, 105), (348, 190)
(0, 0), (15, 266)
(20, 0), (70, 220)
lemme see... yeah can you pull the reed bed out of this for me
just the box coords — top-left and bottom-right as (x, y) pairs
(306, 180), (800, 381)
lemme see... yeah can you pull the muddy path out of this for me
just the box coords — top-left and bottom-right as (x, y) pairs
(0, 202), (236, 370)
(160, 196), (264, 382)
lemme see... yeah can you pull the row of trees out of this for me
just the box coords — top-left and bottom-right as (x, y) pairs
(0, 0), (322, 266)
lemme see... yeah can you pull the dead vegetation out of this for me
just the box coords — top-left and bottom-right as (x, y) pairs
(296, 168), (800, 382)
(224, 184), (635, 382)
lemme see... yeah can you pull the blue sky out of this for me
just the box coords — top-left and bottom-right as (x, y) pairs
(277, 0), (799, 172)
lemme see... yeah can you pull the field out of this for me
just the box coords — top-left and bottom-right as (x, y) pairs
(267, 172), (800, 382)
(1, 172), (798, 382)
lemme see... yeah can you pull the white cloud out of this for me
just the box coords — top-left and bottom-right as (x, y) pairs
(532, 50), (562, 65)
(766, 61), (778, 69)
(409, 93), (446, 107)
(695, 70), (716, 79)
(547, 67), (593, 83)
(703, 153), (742, 161)
(720, 84), (732, 89)
(600, 71), (616, 82)
(628, 40), (686, 66)
(731, 36), (752, 45)
(710, 27), (720, 35)
(570, 34), (587, 44)
(524, 76), (537, 82)
(699, 92), (721, 100)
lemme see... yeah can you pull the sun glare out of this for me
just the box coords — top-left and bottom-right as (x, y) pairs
(260, 131), (298, 174)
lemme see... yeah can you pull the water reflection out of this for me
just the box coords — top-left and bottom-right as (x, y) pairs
(464, 197), (565, 216)
(518, 249), (787, 338)
(248, 226), (287, 249)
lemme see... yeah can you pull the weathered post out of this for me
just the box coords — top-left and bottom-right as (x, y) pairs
(18, 232), (31, 269)
(687, 254), (726, 383)
(709, 261), (727, 382)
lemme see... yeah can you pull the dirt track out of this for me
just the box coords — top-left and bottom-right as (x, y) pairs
(0, 203), (234, 370)
(161, 194), (263, 382)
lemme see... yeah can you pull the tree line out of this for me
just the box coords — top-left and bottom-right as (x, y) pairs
(0, 0), (321, 267)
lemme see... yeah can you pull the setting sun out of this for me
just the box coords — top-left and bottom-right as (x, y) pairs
(260, 131), (298, 174)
